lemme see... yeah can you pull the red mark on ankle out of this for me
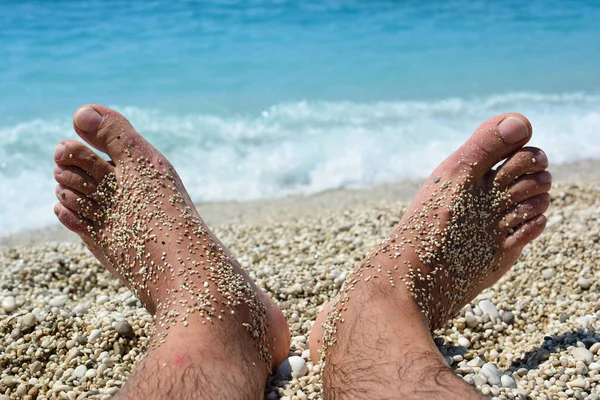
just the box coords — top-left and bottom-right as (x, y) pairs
(173, 355), (187, 367)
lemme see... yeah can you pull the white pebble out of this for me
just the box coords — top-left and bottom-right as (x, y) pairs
(301, 349), (311, 360)
(478, 300), (500, 319)
(467, 357), (485, 368)
(48, 296), (67, 307)
(578, 277), (591, 290)
(569, 377), (586, 389)
(571, 347), (593, 363)
(20, 313), (37, 328)
(287, 283), (303, 294)
(73, 304), (88, 314)
(1, 296), (17, 312)
(480, 363), (500, 386)
(457, 337), (470, 348)
(74, 365), (87, 379)
(277, 356), (308, 378)
(501, 374), (517, 388)
(88, 329), (101, 344)
(97, 295), (109, 304)
(542, 267), (556, 279)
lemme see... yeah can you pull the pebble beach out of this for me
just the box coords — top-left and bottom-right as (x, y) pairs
(1, 162), (599, 400)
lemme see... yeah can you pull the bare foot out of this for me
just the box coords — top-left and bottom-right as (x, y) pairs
(53, 105), (290, 374)
(309, 114), (551, 398)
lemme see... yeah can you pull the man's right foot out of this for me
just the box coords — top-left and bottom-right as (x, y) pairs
(309, 114), (551, 399)
(52, 105), (291, 384)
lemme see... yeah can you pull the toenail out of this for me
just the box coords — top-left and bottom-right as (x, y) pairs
(539, 171), (552, 184)
(54, 144), (65, 160)
(498, 116), (530, 144)
(53, 204), (60, 216)
(535, 150), (548, 165)
(74, 107), (103, 133)
(54, 166), (64, 175)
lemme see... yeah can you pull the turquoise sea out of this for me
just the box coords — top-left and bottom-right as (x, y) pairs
(1, 0), (599, 234)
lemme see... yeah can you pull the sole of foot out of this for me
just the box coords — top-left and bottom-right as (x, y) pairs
(53, 105), (290, 372)
(310, 113), (551, 366)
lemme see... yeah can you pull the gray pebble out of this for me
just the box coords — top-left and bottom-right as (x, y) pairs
(501, 311), (515, 325)
(115, 320), (134, 336)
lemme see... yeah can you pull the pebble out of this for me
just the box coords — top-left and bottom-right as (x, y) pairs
(569, 377), (587, 389)
(20, 312), (37, 328)
(287, 283), (303, 294)
(478, 300), (499, 319)
(1, 296), (17, 312)
(480, 363), (500, 386)
(97, 295), (109, 304)
(73, 304), (88, 314)
(74, 366), (87, 379)
(572, 347), (594, 363)
(465, 312), (478, 328)
(88, 329), (102, 344)
(457, 337), (470, 347)
(578, 277), (591, 290)
(542, 267), (556, 279)
(48, 296), (67, 307)
(277, 356), (308, 378)
(500, 375), (516, 388)
(115, 320), (134, 336)
(501, 311), (515, 325)
(467, 357), (485, 368)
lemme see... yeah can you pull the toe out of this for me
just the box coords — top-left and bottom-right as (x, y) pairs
(504, 215), (547, 249)
(54, 140), (114, 182)
(507, 171), (552, 203)
(446, 113), (532, 179)
(72, 105), (156, 162)
(501, 193), (551, 231)
(493, 147), (549, 189)
(54, 203), (94, 235)
(54, 165), (99, 196)
(56, 184), (99, 220)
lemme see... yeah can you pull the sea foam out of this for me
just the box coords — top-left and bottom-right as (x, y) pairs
(1, 92), (599, 235)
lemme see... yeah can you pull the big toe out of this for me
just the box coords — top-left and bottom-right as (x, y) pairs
(73, 105), (154, 162)
(446, 113), (532, 180)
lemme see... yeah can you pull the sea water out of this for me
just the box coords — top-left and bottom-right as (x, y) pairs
(1, 0), (599, 234)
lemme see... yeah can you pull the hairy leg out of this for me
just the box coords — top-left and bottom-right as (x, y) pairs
(311, 114), (550, 399)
